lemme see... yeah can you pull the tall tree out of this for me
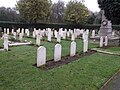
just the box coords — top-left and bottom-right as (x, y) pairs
(64, 0), (89, 24)
(0, 7), (20, 22)
(16, 0), (51, 23)
(50, 0), (65, 23)
(98, 0), (120, 24)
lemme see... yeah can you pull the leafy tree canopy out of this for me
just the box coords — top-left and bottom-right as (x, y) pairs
(16, 0), (51, 23)
(64, 0), (89, 24)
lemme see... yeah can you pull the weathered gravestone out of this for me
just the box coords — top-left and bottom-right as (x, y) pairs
(83, 31), (89, 52)
(57, 33), (61, 43)
(37, 46), (46, 67)
(100, 37), (104, 47)
(36, 34), (41, 46)
(54, 44), (62, 62)
(4, 36), (9, 51)
(105, 36), (108, 46)
(70, 41), (76, 56)
(99, 10), (112, 38)
(19, 33), (23, 41)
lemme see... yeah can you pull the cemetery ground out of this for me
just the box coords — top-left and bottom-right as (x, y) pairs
(0, 37), (120, 90)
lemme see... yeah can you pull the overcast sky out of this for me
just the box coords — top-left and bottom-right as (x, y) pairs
(0, 0), (100, 12)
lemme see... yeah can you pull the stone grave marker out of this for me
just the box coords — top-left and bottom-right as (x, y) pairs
(37, 46), (46, 67)
(70, 41), (76, 56)
(71, 33), (75, 41)
(57, 33), (61, 43)
(4, 36), (9, 51)
(83, 31), (88, 52)
(54, 44), (62, 62)
(92, 30), (95, 38)
(100, 37), (104, 47)
(19, 33), (23, 41)
(36, 34), (41, 46)
(105, 36), (108, 46)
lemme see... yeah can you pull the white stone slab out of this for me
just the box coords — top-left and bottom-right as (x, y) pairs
(70, 41), (76, 56)
(71, 33), (75, 41)
(57, 33), (61, 43)
(36, 34), (41, 46)
(48, 32), (51, 41)
(9, 42), (32, 46)
(83, 32), (89, 52)
(19, 33), (23, 41)
(7, 28), (9, 35)
(13, 32), (17, 40)
(54, 44), (62, 62)
(105, 36), (108, 46)
(92, 30), (95, 38)
(100, 37), (104, 47)
(4, 37), (9, 51)
(37, 46), (46, 67)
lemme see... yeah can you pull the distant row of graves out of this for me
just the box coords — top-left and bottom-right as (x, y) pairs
(0, 27), (110, 67)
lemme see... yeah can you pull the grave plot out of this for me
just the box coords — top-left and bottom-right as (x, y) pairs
(0, 44), (120, 90)
(0, 28), (120, 90)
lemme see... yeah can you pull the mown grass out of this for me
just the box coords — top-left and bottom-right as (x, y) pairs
(96, 46), (120, 54)
(0, 36), (120, 90)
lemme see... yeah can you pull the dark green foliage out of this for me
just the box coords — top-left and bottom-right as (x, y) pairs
(98, 0), (120, 24)
(16, 0), (51, 23)
(64, 0), (89, 24)
(0, 7), (20, 22)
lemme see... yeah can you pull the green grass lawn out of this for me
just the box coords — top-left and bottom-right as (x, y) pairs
(94, 46), (120, 54)
(0, 37), (120, 90)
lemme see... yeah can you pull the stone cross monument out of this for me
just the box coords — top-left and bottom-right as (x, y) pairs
(99, 10), (112, 38)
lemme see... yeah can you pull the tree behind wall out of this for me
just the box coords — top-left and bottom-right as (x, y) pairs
(50, 0), (65, 23)
(16, 0), (51, 23)
(0, 7), (20, 22)
(64, 0), (89, 24)
(98, 0), (120, 24)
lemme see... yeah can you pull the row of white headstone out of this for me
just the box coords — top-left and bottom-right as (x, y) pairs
(37, 42), (77, 67)
(37, 30), (89, 67)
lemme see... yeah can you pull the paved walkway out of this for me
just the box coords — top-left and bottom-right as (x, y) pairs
(92, 48), (120, 56)
(91, 48), (120, 90)
(100, 70), (120, 90)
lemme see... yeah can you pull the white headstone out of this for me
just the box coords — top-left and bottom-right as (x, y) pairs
(48, 32), (51, 41)
(13, 32), (17, 40)
(4, 28), (6, 33)
(83, 32), (88, 52)
(27, 30), (30, 37)
(21, 28), (24, 36)
(112, 31), (115, 36)
(33, 31), (36, 38)
(11, 29), (14, 34)
(71, 33), (75, 41)
(4, 37), (9, 51)
(19, 33), (23, 41)
(100, 37), (104, 47)
(36, 34), (41, 46)
(92, 30), (95, 38)
(54, 30), (58, 38)
(57, 33), (61, 43)
(105, 36), (108, 46)
(17, 28), (20, 35)
(62, 31), (66, 39)
(70, 41), (76, 56)
(7, 28), (9, 35)
(37, 46), (46, 67)
(67, 31), (70, 38)
(54, 44), (62, 62)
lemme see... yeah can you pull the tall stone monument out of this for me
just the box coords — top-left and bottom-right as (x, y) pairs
(99, 10), (112, 38)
